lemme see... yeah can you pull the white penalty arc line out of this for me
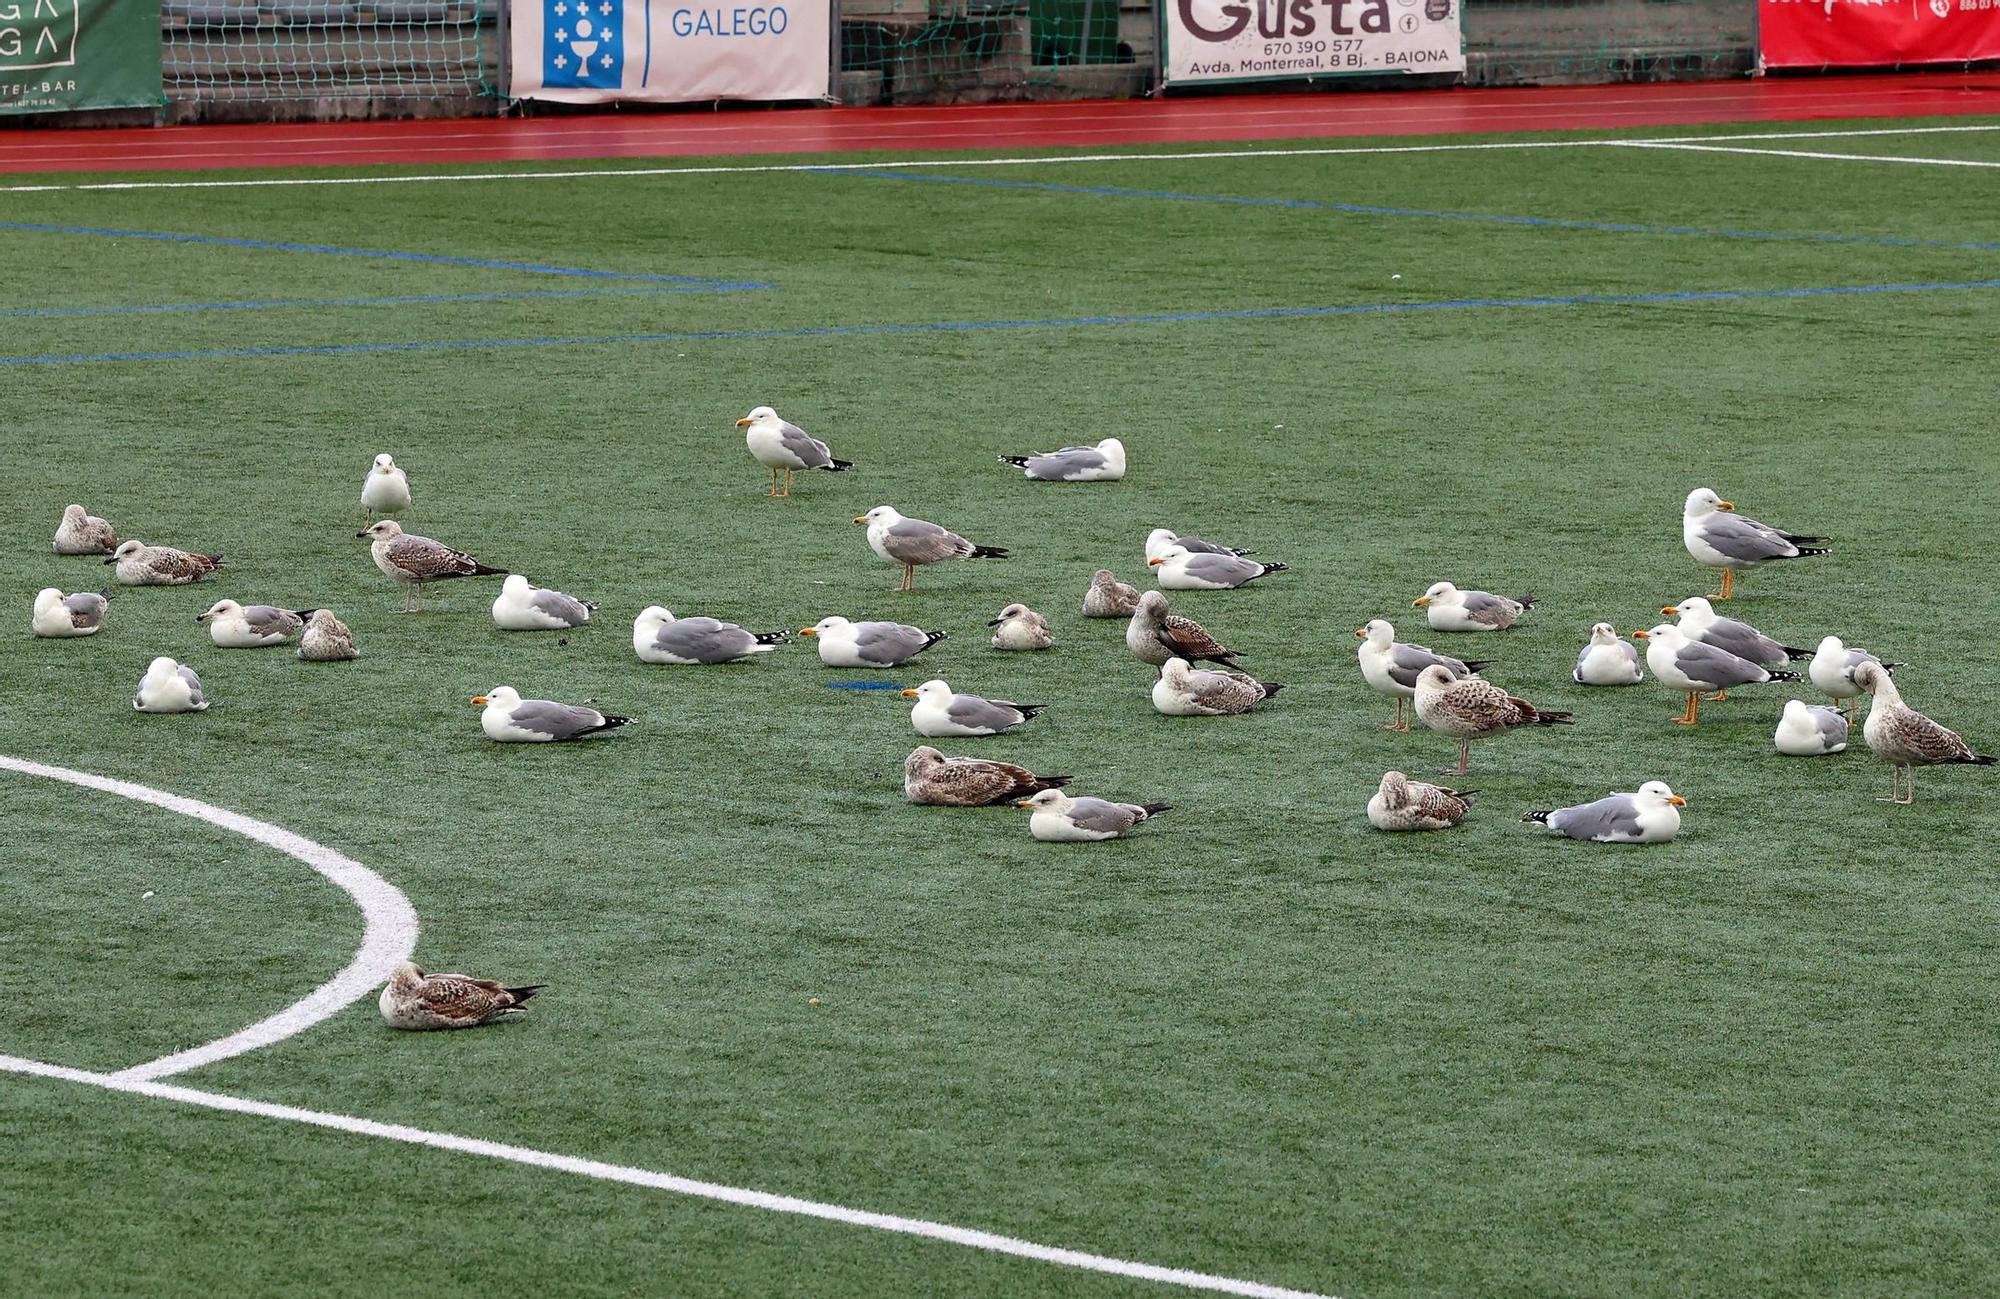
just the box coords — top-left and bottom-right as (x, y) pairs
(0, 755), (419, 1082)
(1611, 140), (2000, 168)
(0, 1055), (1334, 1299)
(3, 123), (1998, 193)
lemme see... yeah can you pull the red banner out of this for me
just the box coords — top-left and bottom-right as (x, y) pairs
(1761, 0), (2000, 68)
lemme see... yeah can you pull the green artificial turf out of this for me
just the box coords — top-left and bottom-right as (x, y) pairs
(2, 118), (1998, 1298)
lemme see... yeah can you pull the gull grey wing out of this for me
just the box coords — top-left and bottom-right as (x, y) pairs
(1183, 553), (1260, 585)
(778, 420), (835, 470)
(854, 622), (930, 664)
(947, 695), (1025, 731)
(1698, 513), (1798, 563)
(1458, 592), (1518, 625)
(883, 518), (971, 565)
(530, 588), (591, 626)
(1549, 794), (1641, 842)
(1390, 642), (1452, 689)
(65, 592), (108, 628)
(1676, 641), (1771, 687)
(1065, 797), (1139, 835)
(1188, 669), (1264, 712)
(510, 699), (605, 740)
(177, 665), (205, 706)
(660, 619), (754, 662)
(1574, 645), (1594, 678)
(242, 605), (301, 637)
(1842, 648), (1883, 684)
(1698, 618), (1784, 664)
(1815, 709), (1850, 748)
(1176, 536), (1242, 556)
(1026, 447), (1106, 480)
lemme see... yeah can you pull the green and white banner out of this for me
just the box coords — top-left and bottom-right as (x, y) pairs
(0, 0), (162, 114)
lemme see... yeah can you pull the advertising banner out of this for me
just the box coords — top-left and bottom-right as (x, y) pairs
(1760, 0), (2000, 68)
(511, 0), (831, 103)
(1162, 0), (1464, 86)
(0, 0), (161, 114)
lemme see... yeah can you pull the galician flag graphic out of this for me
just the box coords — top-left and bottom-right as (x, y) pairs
(542, 0), (621, 89)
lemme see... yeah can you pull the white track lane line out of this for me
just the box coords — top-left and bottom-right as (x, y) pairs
(3, 123), (1997, 193)
(0, 755), (419, 1081)
(0, 1054), (1335, 1299)
(1612, 140), (2000, 168)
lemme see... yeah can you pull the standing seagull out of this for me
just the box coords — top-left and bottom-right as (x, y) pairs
(856, 505), (1007, 593)
(1367, 771), (1476, 832)
(359, 453), (412, 520)
(53, 504), (117, 555)
(472, 686), (632, 742)
(133, 656), (207, 713)
(1016, 788), (1169, 842)
(1573, 622), (1643, 686)
(1631, 624), (1799, 725)
(1662, 596), (1810, 672)
(1854, 661), (1994, 804)
(1127, 591), (1243, 668)
(1356, 618), (1490, 731)
(1082, 569), (1140, 619)
(1682, 487), (1828, 600)
(106, 540), (221, 586)
(32, 587), (109, 638)
(1809, 635), (1901, 719)
(492, 574), (594, 631)
(1411, 582), (1534, 632)
(1413, 665), (1573, 775)
(298, 610), (359, 661)
(378, 961), (543, 1030)
(737, 406), (852, 497)
(997, 437), (1125, 482)
(358, 520), (503, 613)
(1524, 781), (1685, 843)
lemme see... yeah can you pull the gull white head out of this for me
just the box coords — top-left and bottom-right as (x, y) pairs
(1094, 437), (1127, 470)
(635, 605), (675, 629)
(471, 685), (521, 709)
(144, 655), (179, 679)
(35, 587), (64, 615)
(1146, 544), (1190, 569)
(1357, 618), (1395, 647)
(110, 540), (145, 561)
(900, 679), (953, 703)
(1415, 664), (1458, 691)
(1781, 699), (1817, 724)
(1016, 788), (1072, 812)
(1144, 528), (1179, 559)
(358, 520), (404, 540)
(1663, 596), (1718, 628)
(1588, 622), (1621, 645)
(854, 505), (902, 528)
(1159, 656), (1194, 687)
(1412, 581), (1458, 608)
(1816, 634), (1846, 656)
(800, 615), (852, 638)
(501, 574), (532, 596)
(1634, 780), (1687, 808)
(372, 453), (397, 472)
(195, 599), (240, 623)
(735, 405), (778, 429)
(1684, 487), (1734, 519)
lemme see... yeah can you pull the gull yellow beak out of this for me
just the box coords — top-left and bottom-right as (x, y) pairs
(1660, 606), (1679, 616)
(1353, 628), (1367, 638)
(1666, 795), (1687, 807)
(471, 695), (488, 705)
(900, 688), (920, 698)
(1717, 500), (1735, 511)
(1630, 630), (1650, 640)
(853, 516), (868, 525)
(1146, 557), (1164, 567)
(734, 417), (752, 427)
(798, 627), (817, 637)
(1411, 596), (1431, 608)
(1014, 799), (1033, 809)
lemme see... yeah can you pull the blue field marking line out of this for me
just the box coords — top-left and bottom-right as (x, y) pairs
(0, 220), (769, 287)
(5, 278), (1999, 366)
(816, 168), (2000, 255)
(0, 284), (758, 320)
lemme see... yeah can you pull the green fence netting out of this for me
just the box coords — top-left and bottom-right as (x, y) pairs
(162, 0), (496, 101)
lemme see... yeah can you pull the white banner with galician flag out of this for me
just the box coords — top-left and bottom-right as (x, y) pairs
(1162, 0), (1464, 85)
(510, 0), (831, 103)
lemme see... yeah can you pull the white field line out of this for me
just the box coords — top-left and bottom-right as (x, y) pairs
(0, 755), (418, 1081)
(1612, 140), (2000, 168)
(0, 1054), (1335, 1299)
(2, 123), (1998, 194)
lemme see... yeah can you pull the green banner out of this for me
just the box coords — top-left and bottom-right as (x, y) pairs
(0, 0), (161, 114)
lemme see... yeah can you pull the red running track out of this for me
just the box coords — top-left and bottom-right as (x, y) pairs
(4, 73), (2000, 174)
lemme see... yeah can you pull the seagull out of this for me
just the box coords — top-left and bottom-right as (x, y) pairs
(32, 587), (108, 638)
(1573, 622), (1643, 686)
(134, 656), (207, 713)
(1523, 781), (1685, 843)
(492, 574), (594, 631)
(359, 453), (411, 520)
(1410, 581), (1534, 632)
(1809, 635), (1901, 719)
(1150, 656), (1282, 716)
(52, 504), (116, 555)
(1631, 624), (1800, 725)
(903, 746), (1071, 806)
(378, 961), (544, 1031)
(1127, 591), (1242, 668)
(997, 437), (1125, 482)
(1413, 664), (1572, 775)
(1144, 528), (1254, 563)
(1081, 568), (1140, 619)
(1775, 700), (1848, 756)
(736, 406), (852, 497)
(298, 609), (359, 661)
(197, 599), (314, 648)
(988, 603), (1053, 651)
(902, 679), (1044, 737)
(633, 606), (787, 664)
(1854, 661), (1994, 804)
(106, 540), (221, 586)
(472, 686), (632, 742)
(1356, 618), (1490, 731)
(1016, 788), (1169, 841)
(1682, 487), (1828, 600)
(1661, 596), (1810, 673)
(358, 520), (503, 613)
(1367, 770), (1476, 832)
(799, 616), (946, 668)
(856, 505), (1008, 592)
(1147, 544), (1286, 590)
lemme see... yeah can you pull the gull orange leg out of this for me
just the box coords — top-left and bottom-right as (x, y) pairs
(1712, 569), (1735, 600)
(777, 468), (793, 498)
(766, 467), (781, 497)
(897, 563), (915, 593)
(1706, 691), (1730, 703)
(1671, 691), (1701, 725)
(1383, 698), (1407, 732)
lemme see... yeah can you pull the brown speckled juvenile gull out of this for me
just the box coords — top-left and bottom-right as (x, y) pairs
(1367, 770), (1476, 832)
(1150, 656), (1281, 716)
(1414, 664), (1573, 775)
(988, 603), (1053, 651)
(1127, 591), (1242, 668)
(106, 539), (221, 586)
(1082, 568), (1140, 619)
(299, 609), (359, 661)
(1855, 662), (1995, 804)
(53, 504), (117, 555)
(358, 519), (502, 612)
(903, 746), (1071, 807)
(378, 961), (544, 1030)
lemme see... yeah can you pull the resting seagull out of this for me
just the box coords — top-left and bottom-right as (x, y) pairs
(107, 540), (221, 587)
(1809, 635), (1901, 719)
(1147, 544), (1286, 590)
(633, 607), (787, 665)
(1775, 700), (1848, 756)
(378, 961), (543, 1030)
(1411, 581), (1534, 632)
(737, 406), (851, 497)
(1631, 624), (1799, 725)
(856, 505), (1007, 593)
(53, 504), (116, 555)
(1357, 618), (1490, 730)
(1367, 771), (1475, 832)
(1144, 528), (1254, 563)
(1682, 487), (1828, 600)
(472, 686), (631, 742)
(988, 603), (1053, 651)
(997, 437), (1125, 482)
(492, 574), (594, 631)
(359, 453), (411, 520)
(1082, 569), (1140, 619)
(1151, 656), (1282, 716)
(1413, 664), (1572, 775)
(358, 520), (502, 613)
(902, 679), (1044, 737)
(33, 587), (108, 638)
(1573, 622), (1642, 686)
(1016, 788), (1169, 842)
(134, 656), (207, 713)
(298, 610), (359, 661)
(800, 616), (945, 668)
(1128, 591), (1243, 668)
(903, 746), (1071, 807)
(1854, 661), (1994, 804)
(1524, 781), (1685, 843)
(197, 599), (314, 648)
